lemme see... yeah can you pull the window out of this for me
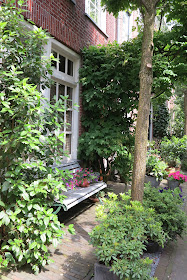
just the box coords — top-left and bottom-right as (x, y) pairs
(85, 0), (106, 32)
(50, 81), (73, 154)
(43, 39), (80, 161)
(117, 11), (132, 43)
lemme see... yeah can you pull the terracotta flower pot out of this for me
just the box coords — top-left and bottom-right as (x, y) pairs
(79, 178), (89, 188)
(89, 196), (100, 203)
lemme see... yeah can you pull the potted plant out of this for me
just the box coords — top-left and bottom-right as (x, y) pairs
(160, 136), (187, 168)
(66, 168), (99, 188)
(143, 183), (187, 240)
(167, 171), (187, 190)
(90, 193), (166, 280)
(145, 153), (168, 187)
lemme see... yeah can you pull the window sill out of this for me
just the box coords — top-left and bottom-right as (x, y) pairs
(85, 13), (109, 38)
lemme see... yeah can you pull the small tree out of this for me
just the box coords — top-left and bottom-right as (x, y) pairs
(0, 1), (74, 273)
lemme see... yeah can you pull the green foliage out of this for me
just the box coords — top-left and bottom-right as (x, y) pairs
(171, 86), (185, 137)
(79, 42), (139, 176)
(160, 136), (187, 167)
(111, 145), (134, 184)
(90, 193), (166, 280)
(153, 104), (170, 139)
(143, 184), (187, 240)
(0, 1), (74, 273)
(146, 152), (168, 181)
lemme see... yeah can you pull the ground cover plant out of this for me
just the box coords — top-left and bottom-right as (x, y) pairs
(0, 1), (74, 273)
(90, 193), (166, 280)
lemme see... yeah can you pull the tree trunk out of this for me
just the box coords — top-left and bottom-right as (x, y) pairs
(184, 88), (187, 135)
(131, 9), (156, 202)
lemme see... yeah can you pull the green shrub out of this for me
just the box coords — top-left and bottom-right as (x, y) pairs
(153, 104), (170, 139)
(90, 193), (166, 280)
(111, 144), (134, 184)
(0, 1), (74, 273)
(143, 184), (187, 240)
(160, 136), (187, 167)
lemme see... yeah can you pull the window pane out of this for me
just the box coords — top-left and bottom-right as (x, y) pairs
(58, 84), (65, 100)
(50, 83), (56, 104)
(51, 51), (57, 68)
(59, 54), (65, 72)
(67, 87), (73, 108)
(90, 3), (96, 21)
(67, 59), (73, 76)
(66, 111), (72, 131)
(65, 134), (71, 154)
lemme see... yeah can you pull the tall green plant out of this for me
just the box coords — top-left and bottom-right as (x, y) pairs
(79, 42), (138, 177)
(0, 1), (74, 273)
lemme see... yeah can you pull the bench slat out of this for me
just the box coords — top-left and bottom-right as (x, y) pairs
(52, 161), (106, 211)
(60, 181), (107, 211)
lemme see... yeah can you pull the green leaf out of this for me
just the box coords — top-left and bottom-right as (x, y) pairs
(0, 211), (5, 219)
(0, 200), (5, 207)
(29, 242), (37, 250)
(40, 233), (46, 243)
(33, 204), (40, 210)
(22, 192), (29, 201)
(44, 217), (49, 226)
(3, 214), (10, 225)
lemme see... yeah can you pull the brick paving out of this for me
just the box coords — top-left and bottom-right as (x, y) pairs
(0, 202), (99, 280)
(0, 182), (127, 280)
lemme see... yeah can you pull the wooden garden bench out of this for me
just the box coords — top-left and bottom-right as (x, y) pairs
(53, 161), (107, 212)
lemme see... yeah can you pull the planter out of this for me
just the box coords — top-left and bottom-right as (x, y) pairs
(144, 175), (160, 188)
(167, 179), (180, 190)
(79, 179), (89, 188)
(144, 240), (160, 253)
(94, 263), (120, 280)
(89, 196), (100, 203)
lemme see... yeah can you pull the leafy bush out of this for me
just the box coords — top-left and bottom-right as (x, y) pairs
(143, 184), (187, 240)
(79, 42), (139, 176)
(90, 193), (166, 280)
(0, 1), (74, 273)
(146, 152), (168, 181)
(160, 136), (187, 167)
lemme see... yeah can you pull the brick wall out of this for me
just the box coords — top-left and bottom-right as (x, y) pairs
(22, 0), (117, 54)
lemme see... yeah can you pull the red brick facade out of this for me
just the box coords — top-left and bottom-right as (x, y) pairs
(23, 0), (117, 54)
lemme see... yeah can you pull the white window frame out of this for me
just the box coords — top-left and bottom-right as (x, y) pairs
(43, 38), (81, 162)
(85, 0), (106, 33)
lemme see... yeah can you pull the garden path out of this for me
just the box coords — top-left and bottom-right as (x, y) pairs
(0, 182), (127, 280)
